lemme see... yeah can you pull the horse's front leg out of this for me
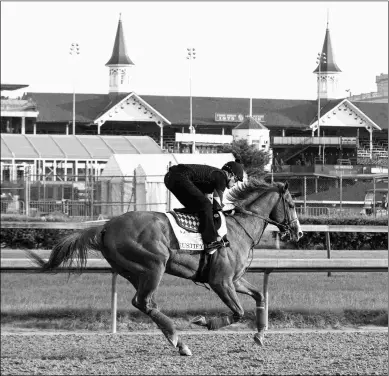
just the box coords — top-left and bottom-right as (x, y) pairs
(233, 277), (266, 346)
(192, 275), (245, 330)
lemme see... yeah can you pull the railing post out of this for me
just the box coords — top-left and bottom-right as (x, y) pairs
(133, 169), (137, 212)
(167, 162), (172, 212)
(326, 232), (331, 277)
(90, 170), (94, 220)
(274, 232), (280, 249)
(339, 173), (343, 213)
(373, 177), (376, 218)
(111, 272), (118, 334)
(24, 166), (30, 216)
(304, 176), (307, 214)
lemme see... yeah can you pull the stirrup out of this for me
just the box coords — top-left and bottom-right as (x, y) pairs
(205, 240), (223, 250)
(206, 248), (218, 255)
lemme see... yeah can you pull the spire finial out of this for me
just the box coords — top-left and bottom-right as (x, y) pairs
(119, 13), (122, 21)
(326, 8), (329, 29)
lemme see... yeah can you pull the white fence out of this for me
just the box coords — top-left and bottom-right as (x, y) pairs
(1, 199), (25, 214)
(296, 206), (330, 216)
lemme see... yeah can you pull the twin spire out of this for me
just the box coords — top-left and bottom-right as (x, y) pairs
(312, 12), (342, 99)
(106, 15), (134, 66)
(105, 14), (341, 98)
(106, 15), (134, 95)
(313, 13), (341, 74)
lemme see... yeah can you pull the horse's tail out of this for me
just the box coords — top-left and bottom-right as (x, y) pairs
(26, 225), (104, 273)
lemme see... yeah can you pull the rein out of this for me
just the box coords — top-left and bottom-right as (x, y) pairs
(234, 205), (288, 230)
(229, 190), (298, 245)
(234, 192), (297, 232)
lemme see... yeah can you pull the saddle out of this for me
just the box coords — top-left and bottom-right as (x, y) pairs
(168, 208), (222, 233)
(166, 208), (226, 283)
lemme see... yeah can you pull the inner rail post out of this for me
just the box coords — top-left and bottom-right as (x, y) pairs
(325, 231), (332, 277)
(111, 272), (118, 334)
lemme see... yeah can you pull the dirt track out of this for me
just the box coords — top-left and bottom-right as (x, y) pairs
(1, 329), (387, 375)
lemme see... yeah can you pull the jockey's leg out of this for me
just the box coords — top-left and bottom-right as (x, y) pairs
(168, 178), (219, 246)
(197, 203), (219, 245)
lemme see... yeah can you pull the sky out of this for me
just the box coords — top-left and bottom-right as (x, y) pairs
(1, 1), (388, 100)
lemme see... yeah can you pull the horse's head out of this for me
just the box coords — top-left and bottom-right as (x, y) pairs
(269, 182), (303, 242)
(227, 178), (303, 242)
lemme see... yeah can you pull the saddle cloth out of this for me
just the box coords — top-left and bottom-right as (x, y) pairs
(165, 210), (227, 251)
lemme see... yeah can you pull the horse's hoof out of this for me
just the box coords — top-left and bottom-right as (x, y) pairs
(191, 316), (207, 326)
(179, 345), (192, 356)
(253, 333), (264, 346)
(167, 332), (178, 348)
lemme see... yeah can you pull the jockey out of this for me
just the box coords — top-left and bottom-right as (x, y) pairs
(164, 160), (244, 253)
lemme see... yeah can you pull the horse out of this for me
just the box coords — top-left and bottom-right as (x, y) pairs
(27, 179), (303, 356)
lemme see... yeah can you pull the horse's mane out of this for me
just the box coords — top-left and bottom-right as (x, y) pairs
(227, 178), (284, 206)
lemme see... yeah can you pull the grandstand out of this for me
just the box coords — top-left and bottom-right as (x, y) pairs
(1, 17), (387, 185)
(358, 137), (388, 159)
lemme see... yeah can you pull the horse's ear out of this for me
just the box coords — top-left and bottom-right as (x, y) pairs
(283, 181), (289, 192)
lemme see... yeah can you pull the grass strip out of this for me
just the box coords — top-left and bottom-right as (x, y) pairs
(1, 307), (387, 332)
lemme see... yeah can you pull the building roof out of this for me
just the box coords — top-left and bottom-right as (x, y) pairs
(23, 92), (128, 123)
(106, 17), (134, 66)
(142, 95), (322, 128)
(309, 99), (344, 124)
(1, 83), (29, 91)
(1, 134), (163, 160)
(234, 116), (268, 130)
(22, 92), (388, 130)
(351, 101), (389, 130)
(313, 27), (341, 73)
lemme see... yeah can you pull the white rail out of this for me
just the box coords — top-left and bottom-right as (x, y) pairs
(1, 257), (387, 333)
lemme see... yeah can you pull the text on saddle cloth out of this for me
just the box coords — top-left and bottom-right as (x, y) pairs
(165, 211), (228, 251)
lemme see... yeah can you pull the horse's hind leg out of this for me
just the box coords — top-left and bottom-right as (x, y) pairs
(130, 265), (192, 356)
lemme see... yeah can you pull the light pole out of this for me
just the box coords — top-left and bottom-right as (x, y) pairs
(187, 47), (196, 153)
(316, 52), (326, 158)
(69, 43), (80, 135)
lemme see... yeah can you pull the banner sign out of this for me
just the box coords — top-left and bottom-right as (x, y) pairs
(215, 113), (265, 123)
(334, 165), (354, 170)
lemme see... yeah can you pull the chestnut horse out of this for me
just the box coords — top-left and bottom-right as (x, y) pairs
(28, 179), (303, 356)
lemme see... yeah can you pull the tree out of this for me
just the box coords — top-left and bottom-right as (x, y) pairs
(221, 139), (271, 178)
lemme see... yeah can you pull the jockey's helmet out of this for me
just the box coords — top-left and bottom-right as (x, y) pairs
(222, 160), (244, 182)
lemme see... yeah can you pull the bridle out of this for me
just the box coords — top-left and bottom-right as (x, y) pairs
(277, 190), (299, 233)
(226, 187), (299, 281)
(230, 188), (298, 246)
